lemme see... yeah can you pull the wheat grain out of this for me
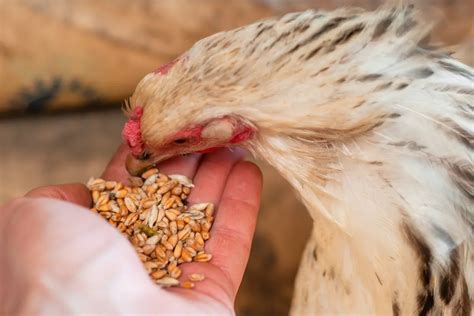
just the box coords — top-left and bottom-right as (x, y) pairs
(87, 168), (214, 288)
(181, 281), (195, 289)
(188, 273), (205, 282)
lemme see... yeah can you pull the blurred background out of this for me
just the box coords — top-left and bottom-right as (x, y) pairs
(0, 0), (472, 314)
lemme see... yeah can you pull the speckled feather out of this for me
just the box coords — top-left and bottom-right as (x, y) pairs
(126, 5), (473, 315)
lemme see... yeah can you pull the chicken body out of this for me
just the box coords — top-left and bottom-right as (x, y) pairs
(125, 6), (473, 315)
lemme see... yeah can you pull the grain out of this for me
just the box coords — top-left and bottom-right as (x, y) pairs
(181, 248), (194, 262)
(188, 273), (205, 282)
(168, 234), (179, 248)
(157, 221), (168, 229)
(142, 199), (156, 209)
(92, 190), (100, 203)
(144, 261), (158, 272)
(105, 181), (117, 190)
(129, 176), (144, 187)
(162, 240), (174, 251)
(176, 220), (185, 230)
(87, 168), (214, 289)
(155, 245), (167, 259)
(156, 277), (180, 287)
(195, 233), (205, 247)
(147, 205), (159, 227)
(178, 226), (191, 240)
(146, 183), (159, 195)
(157, 180), (178, 195)
(190, 220), (201, 232)
(109, 202), (120, 213)
(169, 174), (194, 187)
(124, 212), (138, 226)
(201, 222), (212, 232)
(124, 197), (137, 213)
(188, 203), (209, 212)
(144, 174), (159, 186)
(151, 269), (167, 280)
(201, 231), (210, 240)
(145, 234), (159, 245)
(181, 281), (195, 289)
(87, 178), (106, 191)
(169, 266), (182, 279)
(171, 185), (182, 196)
(165, 209), (179, 221)
(188, 210), (205, 220)
(170, 221), (178, 235)
(141, 168), (159, 179)
(142, 244), (155, 255)
(97, 193), (109, 206)
(97, 204), (110, 212)
(174, 241), (183, 258)
(195, 253), (213, 262)
(205, 204), (215, 217)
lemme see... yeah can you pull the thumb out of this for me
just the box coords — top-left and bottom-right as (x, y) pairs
(26, 183), (91, 208)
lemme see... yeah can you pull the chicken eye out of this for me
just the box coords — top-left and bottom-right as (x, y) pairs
(174, 138), (188, 144)
(138, 151), (151, 160)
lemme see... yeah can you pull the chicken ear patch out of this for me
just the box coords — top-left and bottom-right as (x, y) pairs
(201, 119), (234, 141)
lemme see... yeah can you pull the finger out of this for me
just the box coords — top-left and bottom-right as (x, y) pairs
(204, 161), (262, 298)
(101, 144), (130, 182)
(157, 154), (202, 179)
(170, 161), (262, 306)
(25, 183), (91, 207)
(187, 148), (246, 206)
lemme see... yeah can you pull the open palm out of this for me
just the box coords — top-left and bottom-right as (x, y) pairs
(0, 145), (262, 314)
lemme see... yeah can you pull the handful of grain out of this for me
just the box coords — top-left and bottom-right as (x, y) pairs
(86, 168), (213, 288)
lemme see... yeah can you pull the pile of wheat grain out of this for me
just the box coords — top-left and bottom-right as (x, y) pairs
(87, 168), (213, 288)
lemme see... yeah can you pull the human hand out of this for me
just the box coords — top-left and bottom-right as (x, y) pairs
(0, 145), (262, 314)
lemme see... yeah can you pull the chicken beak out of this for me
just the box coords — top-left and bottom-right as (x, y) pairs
(125, 154), (155, 176)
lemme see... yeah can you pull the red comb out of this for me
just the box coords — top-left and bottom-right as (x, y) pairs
(122, 106), (144, 156)
(154, 59), (178, 75)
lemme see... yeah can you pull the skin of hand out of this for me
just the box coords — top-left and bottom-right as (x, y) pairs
(0, 145), (262, 315)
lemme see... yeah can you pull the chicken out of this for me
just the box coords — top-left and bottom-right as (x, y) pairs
(122, 6), (473, 315)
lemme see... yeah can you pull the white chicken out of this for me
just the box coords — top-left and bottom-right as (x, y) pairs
(122, 6), (473, 315)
